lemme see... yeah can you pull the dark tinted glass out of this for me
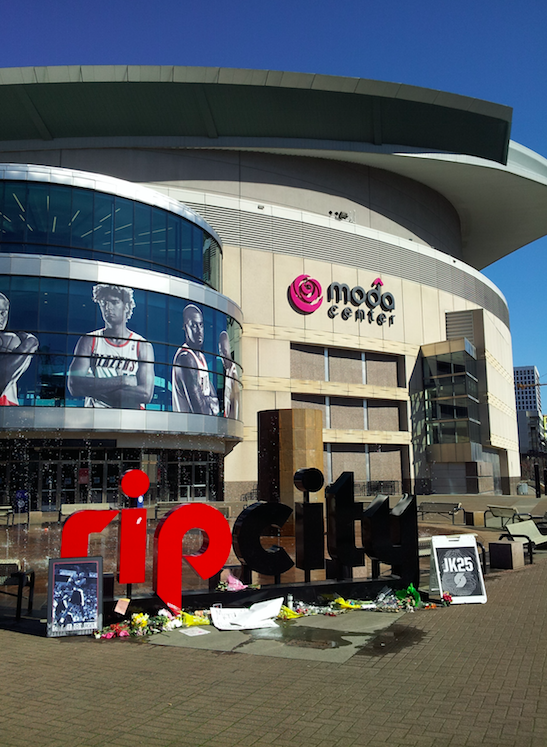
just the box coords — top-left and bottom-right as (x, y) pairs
(0, 274), (241, 417)
(0, 181), (222, 289)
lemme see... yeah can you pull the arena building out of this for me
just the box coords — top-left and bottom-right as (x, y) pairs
(1, 65), (547, 513)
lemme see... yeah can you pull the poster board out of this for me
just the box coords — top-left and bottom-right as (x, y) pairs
(430, 535), (486, 604)
(47, 557), (103, 637)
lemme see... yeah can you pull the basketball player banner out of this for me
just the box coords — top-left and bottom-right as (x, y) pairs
(47, 557), (103, 637)
(430, 535), (487, 604)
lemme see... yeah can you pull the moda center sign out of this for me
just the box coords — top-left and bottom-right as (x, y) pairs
(288, 274), (395, 326)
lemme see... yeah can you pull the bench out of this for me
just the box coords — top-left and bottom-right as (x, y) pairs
(0, 505), (14, 526)
(58, 503), (115, 522)
(0, 560), (35, 620)
(484, 505), (519, 528)
(417, 502), (464, 524)
(154, 501), (232, 520)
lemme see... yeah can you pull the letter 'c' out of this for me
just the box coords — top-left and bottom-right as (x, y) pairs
(153, 504), (232, 609)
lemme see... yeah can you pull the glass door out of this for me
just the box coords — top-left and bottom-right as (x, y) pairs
(40, 461), (58, 512)
(60, 463), (77, 505)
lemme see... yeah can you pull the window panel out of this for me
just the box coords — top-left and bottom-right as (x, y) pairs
(134, 203), (151, 261)
(9, 276), (39, 331)
(39, 277), (69, 331)
(70, 189), (94, 249)
(151, 208), (168, 266)
(93, 193), (114, 254)
(114, 197), (134, 256)
(26, 184), (49, 243)
(48, 186), (72, 247)
(3, 183), (27, 242)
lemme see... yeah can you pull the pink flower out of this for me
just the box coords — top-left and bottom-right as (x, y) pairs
(289, 275), (323, 314)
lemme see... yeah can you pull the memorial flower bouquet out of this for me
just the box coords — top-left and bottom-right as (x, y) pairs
(95, 607), (211, 639)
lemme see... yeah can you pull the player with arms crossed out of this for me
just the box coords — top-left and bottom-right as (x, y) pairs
(68, 284), (154, 409)
(0, 293), (38, 406)
(172, 304), (219, 415)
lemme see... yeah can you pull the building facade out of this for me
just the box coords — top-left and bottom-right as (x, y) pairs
(1, 65), (547, 510)
(514, 366), (545, 457)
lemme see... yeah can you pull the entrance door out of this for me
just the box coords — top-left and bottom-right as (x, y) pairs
(41, 462), (58, 512)
(60, 463), (77, 505)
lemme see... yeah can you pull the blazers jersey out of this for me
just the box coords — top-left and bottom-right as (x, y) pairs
(85, 329), (144, 408)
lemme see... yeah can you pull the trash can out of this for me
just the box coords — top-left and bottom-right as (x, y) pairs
(517, 482), (529, 495)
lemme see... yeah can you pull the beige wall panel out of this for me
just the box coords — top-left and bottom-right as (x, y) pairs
(241, 336), (259, 377)
(420, 285), (442, 344)
(437, 290), (456, 326)
(273, 253), (306, 329)
(224, 440), (257, 483)
(222, 244), (242, 307)
(451, 294), (468, 312)
(400, 280), (424, 345)
(275, 391), (292, 410)
(241, 249), (274, 326)
(258, 338), (291, 379)
(242, 389), (277, 426)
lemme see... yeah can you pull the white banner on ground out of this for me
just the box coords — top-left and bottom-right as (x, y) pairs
(210, 597), (283, 630)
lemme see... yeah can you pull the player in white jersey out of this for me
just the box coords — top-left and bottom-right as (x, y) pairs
(68, 285), (154, 409)
(172, 304), (219, 415)
(0, 293), (38, 406)
(218, 330), (240, 420)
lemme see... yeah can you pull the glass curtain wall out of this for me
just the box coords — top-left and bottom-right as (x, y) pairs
(0, 440), (223, 511)
(0, 275), (242, 416)
(0, 181), (222, 289)
(423, 345), (481, 445)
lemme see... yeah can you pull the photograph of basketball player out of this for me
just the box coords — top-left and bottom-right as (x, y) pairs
(218, 330), (240, 420)
(172, 304), (219, 415)
(67, 284), (154, 409)
(0, 293), (39, 406)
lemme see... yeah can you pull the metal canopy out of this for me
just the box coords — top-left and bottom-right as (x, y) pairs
(0, 66), (512, 163)
(1, 66), (547, 269)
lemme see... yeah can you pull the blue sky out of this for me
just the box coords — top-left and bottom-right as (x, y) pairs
(2, 0), (547, 377)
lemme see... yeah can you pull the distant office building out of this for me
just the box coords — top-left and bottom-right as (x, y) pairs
(514, 366), (545, 455)
(514, 366), (542, 414)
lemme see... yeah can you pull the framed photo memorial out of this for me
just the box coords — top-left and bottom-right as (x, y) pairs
(47, 557), (103, 637)
(430, 535), (487, 604)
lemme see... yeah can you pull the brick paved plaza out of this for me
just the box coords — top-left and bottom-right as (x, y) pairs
(1, 555), (546, 747)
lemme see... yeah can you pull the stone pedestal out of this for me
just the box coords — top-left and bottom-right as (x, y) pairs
(465, 510), (485, 527)
(489, 540), (525, 570)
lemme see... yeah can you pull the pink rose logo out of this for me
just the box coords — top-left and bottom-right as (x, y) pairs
(289, 275), (323, 314)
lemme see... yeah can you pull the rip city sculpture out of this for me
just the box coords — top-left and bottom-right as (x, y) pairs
(61, 469), (419, 608)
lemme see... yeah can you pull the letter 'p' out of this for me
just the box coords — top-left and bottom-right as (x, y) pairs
(153, 504), (232, 608)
